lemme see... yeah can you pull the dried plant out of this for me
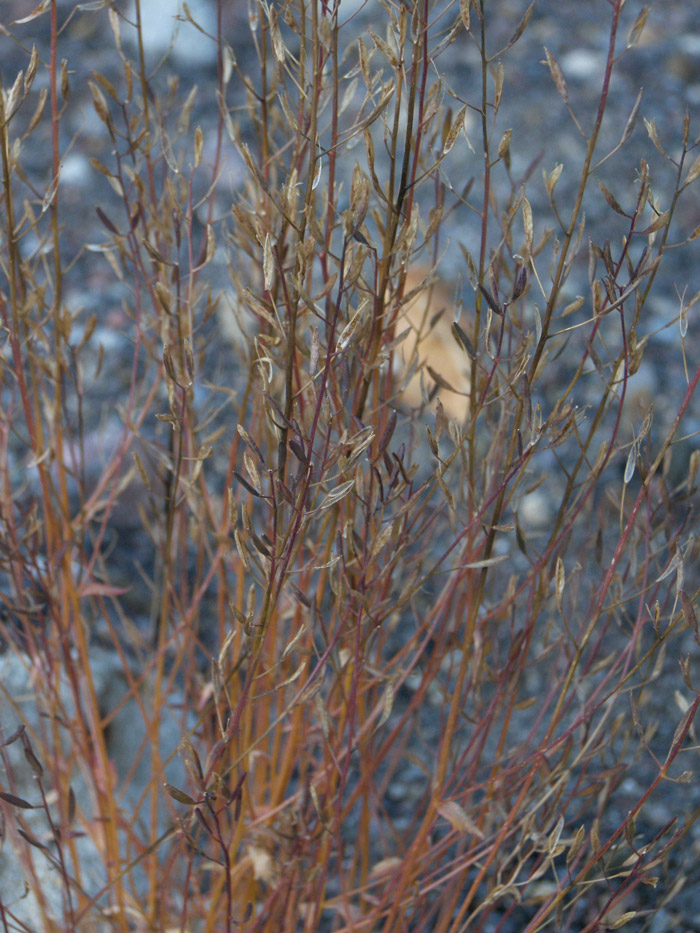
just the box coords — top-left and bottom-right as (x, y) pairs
(1, 0), (699, 930)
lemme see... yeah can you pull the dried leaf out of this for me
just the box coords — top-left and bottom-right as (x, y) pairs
(460, 554), (509, 569)
(78, 581), (130, 598)
(511, 264), (528, 301)
(497, 128), (512, 160)
(289, 439), (308, 465)
(108, 6), (121, 50)
(90, 70), (120, 104)
(88, 80), (110, 126)
(643, 118), (667, 157)
(452, 321), (476, 359)
(555, 556), (565, 613)
(620, 88), (643, 147)
(507, 1), (535, 47)
(669, 704), (696, 756)
(547, 815), (565, 855)
(375, 410), (397, 461)
(426, 365), (460, 394)
(682, 151), (700, 188)
(370, 857), (403, 878)
(24, 86), (48, 138)
(194, 126), (203, 168)
(611, 912), (639, 929)
(479, 283), (502, 316)
(244, 451), (262, 494)
(522, 197), (533, 257)
(624, 442), (637, 485)
(521, 373), (532, 429)
(350, 161), (370, 227)
(544, 162), (563, 199)
(566, 825), (586, 868)
(443, 105), (466, 155)
(491, 59), (504, 111)
(13, 0), (50, 25)
(17, 828), (48, 851)
(163, 345), (178, 384)
(320, 479), (355, 509)
(96, 207), (119, 235)
(425, 424), (439, 457)
(598, 180), (628, 216)
(25, 44), (38, 91)
(591, 440), (609, 475)
(314, 694), (331, 742)
(544, 48), (568, 105)
(164, 783), (198, 806)
(337, 300), (370, 350)
(0, 791), (35, 809)
(248, 845), (275, 883)
(376, 681), (395, 730)
(638, 210), (669, 236)
(204, 223), (216, 265)
(371, 30), (397, 67)
(269, 7), (286, 63)
(626, 6), (648, 49)
(681, 590), (698, 637)
(263, 233), (274, 291)
(233, 471), (261, 497)
(4, 71), (23, 122)
(437, 800), (485, 838)
(60, 59), (70, 101)
(687, 449), (699, 491)
(562, 295), (585, 317)
(23, 744), (43, 778)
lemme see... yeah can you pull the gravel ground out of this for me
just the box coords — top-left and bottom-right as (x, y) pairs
(2, 0), (700, 929)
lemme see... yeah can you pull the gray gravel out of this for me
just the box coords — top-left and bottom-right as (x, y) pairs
(2, 1), (700, 929)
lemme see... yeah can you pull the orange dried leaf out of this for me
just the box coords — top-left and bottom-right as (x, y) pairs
(437, 800), (485, 838)
(370, 857), (403, 878)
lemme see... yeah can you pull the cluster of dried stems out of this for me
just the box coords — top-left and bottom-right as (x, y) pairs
(1, 0), (700, 930)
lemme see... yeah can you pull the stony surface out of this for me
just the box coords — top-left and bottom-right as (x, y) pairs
(0, 649), (190, 927)
(1, 0), (700, 929)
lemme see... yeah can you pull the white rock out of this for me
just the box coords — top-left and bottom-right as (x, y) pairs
(125, 0), (218, 68)
(559, 49), (605, 81)
(0, 648), (193, 926)
(0, 653), (103, 927)
(518, 488), (553, 529)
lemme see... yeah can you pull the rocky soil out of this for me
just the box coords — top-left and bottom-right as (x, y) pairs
(1, 0), (700, 929)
